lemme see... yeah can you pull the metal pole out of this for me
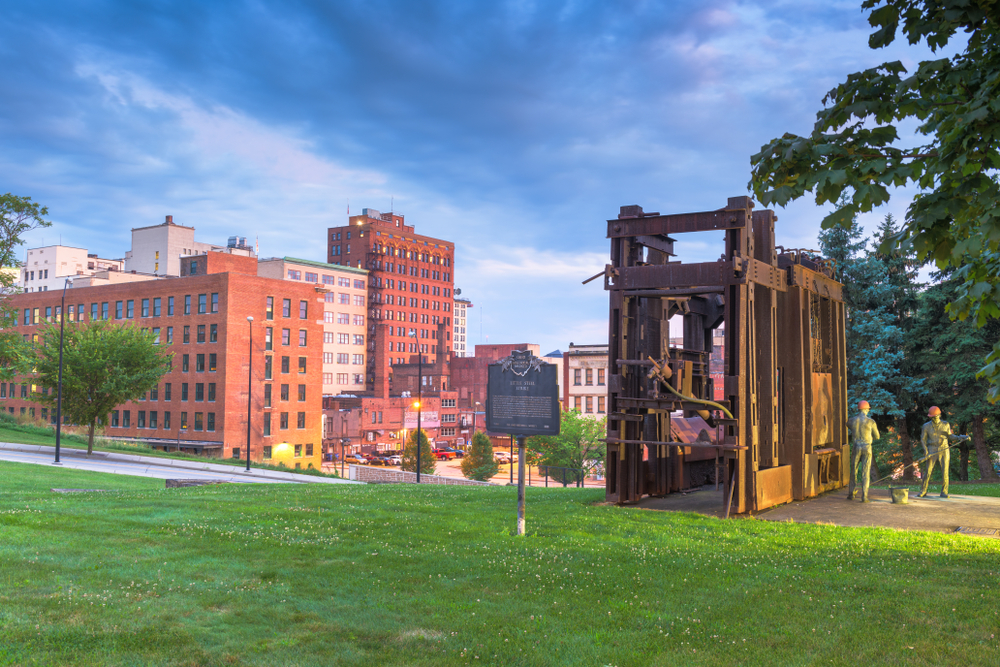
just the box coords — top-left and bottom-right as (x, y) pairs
(510, 435), (514, 484)
(54, 278), (70, 464)
(517, 435), (526, 536)
(416, 348), (422, 484)
(341, 418), (346, 478)
(245, 316), (253, 472)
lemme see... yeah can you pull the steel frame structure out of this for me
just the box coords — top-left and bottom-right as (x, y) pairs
(604, 196), (848, 514)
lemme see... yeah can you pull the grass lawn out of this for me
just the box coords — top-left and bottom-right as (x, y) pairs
(1, 461), (998, 666)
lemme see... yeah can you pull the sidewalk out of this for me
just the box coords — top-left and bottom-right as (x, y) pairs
(0, 441), (362, 485)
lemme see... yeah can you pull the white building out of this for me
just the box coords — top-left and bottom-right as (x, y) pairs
(563, 343), (609, 418)
(124, 215), (253, 276)
(19, 245), (123, 293)
(453, 296), (472, 357)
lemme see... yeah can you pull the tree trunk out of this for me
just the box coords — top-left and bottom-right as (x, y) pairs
(972, 416), (999, 482)
(958, 439), (970, 482)
(87, 420), (95, 456)
(897, 418), (914, 481)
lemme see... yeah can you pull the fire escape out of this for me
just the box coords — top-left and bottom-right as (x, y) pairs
(366, 241), (384, 391)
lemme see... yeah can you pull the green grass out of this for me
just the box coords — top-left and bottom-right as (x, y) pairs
(1, 461), (998, 666)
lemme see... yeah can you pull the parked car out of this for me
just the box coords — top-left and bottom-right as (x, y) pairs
(439, 447), (464, 459)
(494, 451), (511, 463)
(386, 455), (402, 466)
(344, 453), (368, 465)
(433, 448), (457, 461)
(367, 455), (390, 466)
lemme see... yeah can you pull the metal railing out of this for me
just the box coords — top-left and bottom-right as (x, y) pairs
(537, 465), (586, 488)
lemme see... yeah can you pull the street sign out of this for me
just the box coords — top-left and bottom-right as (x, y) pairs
(486, 350), (561, 436)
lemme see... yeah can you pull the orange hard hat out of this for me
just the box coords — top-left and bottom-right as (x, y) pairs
(928, 406), (942, 417)
(857, 401), (870, 410)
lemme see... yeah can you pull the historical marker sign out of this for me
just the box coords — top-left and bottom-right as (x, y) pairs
(487, 350), (560, 436)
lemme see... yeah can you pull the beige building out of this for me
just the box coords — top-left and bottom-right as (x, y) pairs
(257, 257), (369, 397)
(562, 343), (609, 418)
(453, 296), (472, 357)
(124, 215), (253, 276)
(20, 245), (124, 293)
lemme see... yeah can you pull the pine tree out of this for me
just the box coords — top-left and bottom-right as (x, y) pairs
(461, 431), (499, 481)
(401, 428), (436, 475)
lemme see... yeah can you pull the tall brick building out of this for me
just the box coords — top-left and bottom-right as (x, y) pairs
(327, 208), (455, 398)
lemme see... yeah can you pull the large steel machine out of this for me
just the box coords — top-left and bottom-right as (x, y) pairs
(603, 196), (847, 514)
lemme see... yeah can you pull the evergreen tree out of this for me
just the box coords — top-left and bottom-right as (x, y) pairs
(401, 428), (436, 475)
(461, 431), (499, 481)
(909, 271), (1000, 482)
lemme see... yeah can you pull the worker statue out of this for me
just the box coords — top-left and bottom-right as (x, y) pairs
(847, 400), (880, 502)
(919, 406), (969, 498)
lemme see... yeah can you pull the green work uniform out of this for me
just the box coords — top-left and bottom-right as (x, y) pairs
(847, 413), (879, 501)
(920, 418), (953, 498)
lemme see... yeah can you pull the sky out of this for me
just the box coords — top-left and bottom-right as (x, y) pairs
(1, 0), (946, 355)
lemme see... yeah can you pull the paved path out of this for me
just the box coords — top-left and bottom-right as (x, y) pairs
(634, 485), (1000, 537)
(0, 442), (363, 486)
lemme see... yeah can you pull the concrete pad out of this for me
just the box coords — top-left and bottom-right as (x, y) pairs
(633, 485), (1000, 537)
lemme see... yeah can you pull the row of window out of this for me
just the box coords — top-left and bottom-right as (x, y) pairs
(367, 243), (452, 267)
(262, 383), (308, 406)
(263, 328), (310, 348)
(262, 411), (308, 435)
(322, 353), (364, 365)
(262, 355), (309, 379)
(178, 354), (218, 373)
(23, 269), (49, 281)
(18, 294), (220, 326)
(109, 410), (214, 432)
(322, 292), (366, 306)
(322, 373), (365, 385)
(323, 332), (365, 345)
(379, 311), (452, 325)
(573, 368), (606, 386)
(573, 396), (606, 414)
(322, 313), (365, 326)
(264, 297), (309, 320)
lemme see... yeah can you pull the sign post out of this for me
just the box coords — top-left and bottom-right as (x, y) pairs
(487, 350), (560, 536)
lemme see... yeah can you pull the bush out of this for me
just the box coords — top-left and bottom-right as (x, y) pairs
(461, 431), (499, 481)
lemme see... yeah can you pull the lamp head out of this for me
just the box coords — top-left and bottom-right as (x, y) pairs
(247, 315), (254, 322)
(413, 401), (421, 409)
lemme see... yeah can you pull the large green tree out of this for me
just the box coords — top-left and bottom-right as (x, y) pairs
(32, 321), (172, 454)
(908, 271), (1000, 481)
(750, 0), (1000, 396)
(400, 428), (436, 475)
(461, 430), (499, 482)
(526, 410), (605, 481)
(0, 194), (52, 381)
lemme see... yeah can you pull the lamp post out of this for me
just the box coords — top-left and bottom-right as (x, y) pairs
(54, 277), (72, 465)
(471, 401), (481, 449)
(245, 316), (253, 472)
(411, 330), (422, 483)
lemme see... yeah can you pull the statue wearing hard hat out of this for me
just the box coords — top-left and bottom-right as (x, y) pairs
(847, 400), (880, 502)
(919, 406), (969, 498)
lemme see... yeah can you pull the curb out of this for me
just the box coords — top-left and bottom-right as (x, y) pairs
(0, 441), (362, 485)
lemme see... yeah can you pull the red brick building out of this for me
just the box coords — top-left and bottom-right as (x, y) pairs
(3, 250), (326, 469)
(327, 208), (455, 398)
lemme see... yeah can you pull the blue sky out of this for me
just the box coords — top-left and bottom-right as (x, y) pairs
(2, 1), (941, 355)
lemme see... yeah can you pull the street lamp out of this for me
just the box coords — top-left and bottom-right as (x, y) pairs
(245, 316), (253, 472)
(471, 401), (481, 447)
(411, 330), (422, 483)
(54, 277), (72, 465)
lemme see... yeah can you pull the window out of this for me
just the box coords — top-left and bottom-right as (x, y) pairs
(208, 383), (216, 401)
(280, 412), (288, 430)
(354, 334), (364, 345)
(297, 412), (305, 429)
(266, 297), (274, 320)
(586, 369), (593, 386)
(305, 272), (318, 283)
(152, 328), (161, 345)
(182, 354), (189, 372)
(181, 383), (189, 401)
(195, 383), (204, 401)
(164, 411), (171, 429)
(180, 412), (188, 430)
(111, 410), (119, 427)
(282, 299), (291, 317)
(574, 396), (582, 411)
(263, 443), (272, 458)
(189, 259), (199, 275)
(337, 333), (349, 344)
(282, 328), (290, 346)
(339, 277), (350, 287)
(354, 295), (365, 306)
(168, 296), (174, 316)
(184, 295), (191, 315)
(585, 396), (593, 413)
(115, 301), (123, 319)
(287, 269), (302, 280)
(354, 279), (364, 289)
(197, 325), (206, 343)
(207, 413), (215, 432)
(337, 313), (349, 325)
(598, 396), (606, 413)
(137, 411), (146, 428)
(299, 330), (307, 346)
(102, 302), (109, 320)
(265, 327), (273, 351)
(299, 301), (308, 319)
(336, 373), (348, 385)
(126, 300), (134, 318)
(232, 448), (240, 459)
(339, 293), (350, 305)
(264, 384), (272, 408)
(323, 332), (334, 344)
(281, 356), (289, 373)
(573, 369), (582, 385)
(306, 443), (313, 457)
(280, 384), (289, 401)
(211, 293), (219, 313)
(210, 324), (218, 343)
(196, 354), (205, 372)
(183, 326), (190, 343)
(150, 386), (159, 401)
(265, 356), (273, 379)
(294, 444), (302, 457)
(442, 413), (456, 423)
(165, 383), (172, 401)
(324, 312), (335, 323)
(122, 410), (131, 428)
(194, 412), (204, 431)
(198, 294), (207, 314)
(297, 384), (306, 401)
(264, 413), (271, 437)
(153, 297), (161, 317)
(149, 411), (158, 429)
(353, 315), (364, 326)
(166, 326), (173, 344)
(90, 303), (98, 321)
(353, 373), (364, 385)
(141, 299), (149, 317)
(597, 369), (606, 385)
(298, 357), (307, 374)
(323, 373), (333, 384)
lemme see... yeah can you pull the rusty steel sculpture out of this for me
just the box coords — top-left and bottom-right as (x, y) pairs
(602, 196), (848, 515)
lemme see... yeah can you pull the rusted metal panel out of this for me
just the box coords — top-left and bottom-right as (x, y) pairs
(789, 264), (843, 301)
(744, 257), (788, 292)
(755, 465), (793, 508)
(811, 373), (834, 449)
(607, 209), (750, 238)
(617, 262), (730, 290)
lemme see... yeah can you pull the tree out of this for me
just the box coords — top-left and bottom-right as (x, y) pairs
(908, 270), (1000, 481)
(32, 321), (172, 454)
(750, 1), (1000, 395)
(526, 410), (606, 481)
(461, 430), (499, 481)
(0, 194), (52, 382)
(400, 428), (436, 475)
